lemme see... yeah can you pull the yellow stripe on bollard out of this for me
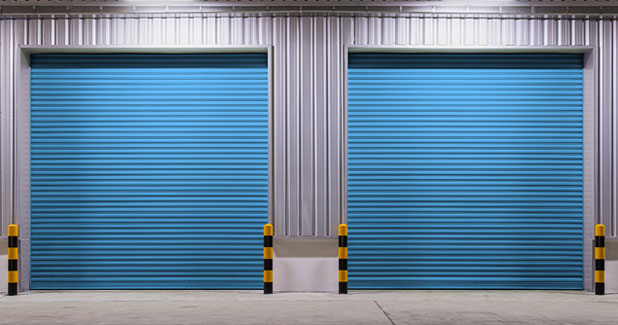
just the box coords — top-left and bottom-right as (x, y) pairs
(264, 224), (273, 236)
(8, 271), (18, 284)
(338, 270), (348, 282)
(338, 247), (348, 259)
(595, 247), (605, 260)
(264, 247), (273, 260)
(8, 225), (18, 237)
(338, 224), (348, 236)
(8, 248), (18, 260)
(264, 270), (273, 283)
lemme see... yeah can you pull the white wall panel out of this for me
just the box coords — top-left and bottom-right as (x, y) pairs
(1, 13), (617, 239)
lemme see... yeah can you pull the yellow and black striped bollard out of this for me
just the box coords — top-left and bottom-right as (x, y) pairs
(595, 224), (605, 295)
(264, 224), (273, 294)
(8, 224), (18, 296)
(339, 224), (348, 294)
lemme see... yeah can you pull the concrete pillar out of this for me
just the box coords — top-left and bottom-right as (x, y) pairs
(273, 239), (338, 292)
(1, 239), (7, 293)
(606, 239), (618, 294)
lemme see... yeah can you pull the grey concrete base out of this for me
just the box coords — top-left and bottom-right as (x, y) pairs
(0, 254), (6, 294)
(1, 291), (618, 325)
(274, 238), (338, 292)
(606, 239), (618, 294)
(607, 260), (618, 294)
(1, 239), (8, 293)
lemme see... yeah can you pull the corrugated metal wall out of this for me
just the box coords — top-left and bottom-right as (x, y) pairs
(1, 13), (617, 238)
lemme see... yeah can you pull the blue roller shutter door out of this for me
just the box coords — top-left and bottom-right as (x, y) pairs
(348, 53), (584, 289)
(30, 54), (268, 289)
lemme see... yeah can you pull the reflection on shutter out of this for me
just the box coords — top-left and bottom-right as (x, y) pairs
(347, 53), (584, 289)
(30, 54), (268, 289)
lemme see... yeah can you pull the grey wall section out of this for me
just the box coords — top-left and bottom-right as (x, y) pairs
(0, 13), (617, 239)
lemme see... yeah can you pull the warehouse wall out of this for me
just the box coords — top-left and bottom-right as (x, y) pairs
(1, 13), (617, 242)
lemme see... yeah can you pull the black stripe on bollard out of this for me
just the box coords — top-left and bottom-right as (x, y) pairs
(264, 259), (273, 271)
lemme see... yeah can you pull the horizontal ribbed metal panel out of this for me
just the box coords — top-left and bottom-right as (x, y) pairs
(347, 53), (584, 289)
(30, 53), (268, 289)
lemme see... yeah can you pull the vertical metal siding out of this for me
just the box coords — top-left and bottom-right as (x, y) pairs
(347, 53), (585, 289)
(599, 19), (613, 239)
(29, 53), (268, 289)
(1, 14), (617, 242)
(1, 18), (16, 238)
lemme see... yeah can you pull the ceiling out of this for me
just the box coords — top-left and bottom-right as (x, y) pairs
(1, 0), (618, 16)
(1, 0), (618, 7)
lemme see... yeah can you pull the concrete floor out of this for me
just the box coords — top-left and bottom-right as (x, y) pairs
(0, 290), (617, 325)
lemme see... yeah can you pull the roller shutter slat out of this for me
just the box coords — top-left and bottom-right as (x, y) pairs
(30, 53), (268, 289)
(347, 53), (584, 289)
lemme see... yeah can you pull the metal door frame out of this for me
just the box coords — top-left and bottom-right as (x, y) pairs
(342, 45), (597, 291)
(14, 45), (274, 291)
